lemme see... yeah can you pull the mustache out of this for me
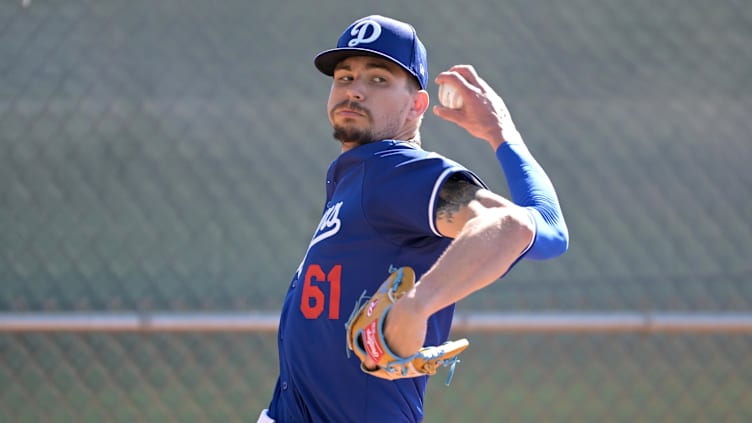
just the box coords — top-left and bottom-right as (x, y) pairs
(331, 101), (371, 118)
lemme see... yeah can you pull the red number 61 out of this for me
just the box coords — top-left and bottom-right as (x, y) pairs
(300, 264), (341, 319)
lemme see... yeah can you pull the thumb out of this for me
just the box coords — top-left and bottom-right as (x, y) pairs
(363, 356), (377, 370)
(433, 105), (464, 124)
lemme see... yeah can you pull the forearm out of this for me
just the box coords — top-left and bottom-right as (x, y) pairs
(410, 205), (533, 317)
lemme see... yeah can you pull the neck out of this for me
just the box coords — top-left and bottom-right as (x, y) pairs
(339, 137), (421, 153)
(340, 141), (361, 153)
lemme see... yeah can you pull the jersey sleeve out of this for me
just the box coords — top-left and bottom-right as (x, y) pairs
(362, 150), (485, 242)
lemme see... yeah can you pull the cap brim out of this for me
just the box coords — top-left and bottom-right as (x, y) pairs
(314, 47), (414, 80)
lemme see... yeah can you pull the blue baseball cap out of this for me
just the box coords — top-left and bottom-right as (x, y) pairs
(314, 15), (428, 90)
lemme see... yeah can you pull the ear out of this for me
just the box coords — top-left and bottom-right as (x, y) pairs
(408, 90), (430, 119)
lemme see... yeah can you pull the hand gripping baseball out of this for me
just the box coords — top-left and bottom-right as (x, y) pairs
(345, 266), (469, 385)
(433, 65), (522, 149)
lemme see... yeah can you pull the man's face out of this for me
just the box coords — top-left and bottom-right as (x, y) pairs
(328, 56), (419, 147)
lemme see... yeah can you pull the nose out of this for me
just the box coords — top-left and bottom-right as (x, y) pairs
(346, 79), (366, 101)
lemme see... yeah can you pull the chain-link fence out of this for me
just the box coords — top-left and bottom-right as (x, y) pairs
(1, 0), (751, 421)
(3, 331), (751, 422)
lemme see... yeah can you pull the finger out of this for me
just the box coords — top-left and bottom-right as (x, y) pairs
(434, 71), (467, 89)
(434, 71), (477, 98)
(432, 105), (464, 124)
(448, 65), (479, 85)
(449, 65), (493, 93)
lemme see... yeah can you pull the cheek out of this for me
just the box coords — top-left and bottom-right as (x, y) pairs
(326, 92), (338, 121)
(384, 98), (411, 122)
(327, 86), (350, 113)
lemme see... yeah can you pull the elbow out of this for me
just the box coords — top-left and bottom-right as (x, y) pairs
(508, 209), (538, 256)
(545, 217), (570, 258)
(524, 209), (569, 260)
(549, 225), (570, 258)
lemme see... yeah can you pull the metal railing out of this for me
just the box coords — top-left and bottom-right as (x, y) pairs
(3, 311), (752, 333)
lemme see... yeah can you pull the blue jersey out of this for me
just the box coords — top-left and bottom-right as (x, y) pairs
(268, 140), (485, 423)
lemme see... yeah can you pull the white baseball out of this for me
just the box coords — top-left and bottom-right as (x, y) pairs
(438, 83), (463, 109)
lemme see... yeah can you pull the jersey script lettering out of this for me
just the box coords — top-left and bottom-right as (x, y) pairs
(295, 201), (344, 278)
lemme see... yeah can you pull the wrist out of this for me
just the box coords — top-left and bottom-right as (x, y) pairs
(395, 281), (433, 319)
(487, 128), (522, 151)
(407, 278), (443, 318)
(486, 135), (505, 151)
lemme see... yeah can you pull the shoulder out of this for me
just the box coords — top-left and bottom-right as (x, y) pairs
(367, 142), (476, 178)
(434, 173), (486, 236)
(370, 142), (442, 163)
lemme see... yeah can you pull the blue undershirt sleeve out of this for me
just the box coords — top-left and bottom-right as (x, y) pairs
(496, 141), (569, 260)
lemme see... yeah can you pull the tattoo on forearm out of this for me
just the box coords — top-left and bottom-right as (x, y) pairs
(436, 175), (480, 224)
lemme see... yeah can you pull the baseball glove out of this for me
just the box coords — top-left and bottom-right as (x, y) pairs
(345, 266), (469, 385)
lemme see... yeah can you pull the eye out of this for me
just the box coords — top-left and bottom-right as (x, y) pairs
(333, 70), (353, 81)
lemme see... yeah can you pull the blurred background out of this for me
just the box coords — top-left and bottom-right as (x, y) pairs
(1, 0), (751, 421)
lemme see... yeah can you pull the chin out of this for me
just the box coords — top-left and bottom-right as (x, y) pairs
(333, 125), (374, 146)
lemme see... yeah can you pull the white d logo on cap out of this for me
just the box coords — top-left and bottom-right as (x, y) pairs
(348, 20), (382, 47)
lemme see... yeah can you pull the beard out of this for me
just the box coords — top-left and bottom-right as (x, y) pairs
(330, 100), (378, 146)
(332, 124), (376, 146)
